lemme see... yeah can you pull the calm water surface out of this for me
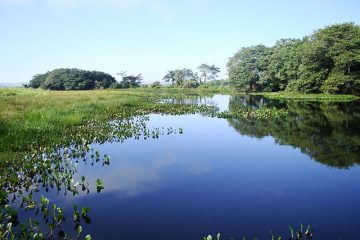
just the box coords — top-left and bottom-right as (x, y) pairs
(38, 95), (360, 239)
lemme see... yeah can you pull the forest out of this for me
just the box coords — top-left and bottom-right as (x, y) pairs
(227, 22), (360, 95)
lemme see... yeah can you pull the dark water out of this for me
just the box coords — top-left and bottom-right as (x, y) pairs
(21, 95), (360, 239)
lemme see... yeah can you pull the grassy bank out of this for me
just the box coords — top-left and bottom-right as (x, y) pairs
(252, 91), (360, 101)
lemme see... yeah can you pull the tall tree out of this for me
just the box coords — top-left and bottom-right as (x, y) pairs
(120, 74), (143, 88)
(162, 70), (176, 85)
(227, 44), (271, 91)
(197, 63), (220, 83)
(163, 68), (197, 86)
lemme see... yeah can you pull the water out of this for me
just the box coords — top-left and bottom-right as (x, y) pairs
(12, 95), (360, 239)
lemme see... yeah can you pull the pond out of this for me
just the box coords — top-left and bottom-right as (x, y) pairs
(4, 94), (360, 239)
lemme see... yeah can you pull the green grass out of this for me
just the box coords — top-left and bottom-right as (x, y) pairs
(252, 91), (360, 101)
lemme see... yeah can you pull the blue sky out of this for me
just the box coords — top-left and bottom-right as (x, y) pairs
(1, 0), (360, 84)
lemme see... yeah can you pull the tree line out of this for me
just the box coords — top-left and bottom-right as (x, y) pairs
(25, 68), (143, 90)
(227, 22), (360, 95)
(26, 64), (222, 90)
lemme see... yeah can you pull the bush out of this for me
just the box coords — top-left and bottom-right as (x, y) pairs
(182, 80), (199, 88)
(151, 81), (161, 88)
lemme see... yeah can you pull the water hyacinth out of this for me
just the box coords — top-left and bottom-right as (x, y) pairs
(203, 225), (313, 240)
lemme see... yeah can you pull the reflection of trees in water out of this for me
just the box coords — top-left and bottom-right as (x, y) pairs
(227, 96), (360, 168)
(164, 95), (217, 108)
(228, 95), (286, 110)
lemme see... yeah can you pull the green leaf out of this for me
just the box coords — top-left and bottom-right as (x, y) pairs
(81, 207), (90, 217)
(76, 224), (83, 236)
(96, 179), (104, 193)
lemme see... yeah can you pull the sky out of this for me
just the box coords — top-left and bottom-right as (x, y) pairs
(1, 0), (360, 84)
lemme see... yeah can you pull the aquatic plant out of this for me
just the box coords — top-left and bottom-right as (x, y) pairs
(204, 224), (313, 240)
(215, 108), (289, 120)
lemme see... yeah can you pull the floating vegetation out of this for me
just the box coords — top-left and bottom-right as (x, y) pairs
(215, 108), (289, 120)
(204, 224), (313, 240)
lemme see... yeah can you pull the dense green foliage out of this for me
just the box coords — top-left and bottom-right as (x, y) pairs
(26, 68), (116, 90)
(228, 23), (360, 95)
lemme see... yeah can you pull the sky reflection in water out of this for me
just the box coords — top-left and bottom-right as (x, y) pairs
(58, 95), (360, 240)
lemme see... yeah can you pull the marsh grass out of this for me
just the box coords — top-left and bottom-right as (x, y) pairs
(0, 89), (194, 154)
(253, 92), (359, 101)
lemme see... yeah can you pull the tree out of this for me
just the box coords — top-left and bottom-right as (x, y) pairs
(151, 81), (161, 88)
(28, 72), (49, 88)
(120, 74), (143, 88)
(27, 68), (116, 90)
(197, 63), (220, 84)
(162, 70), (176, 85)
(163, 68), (198, 86)
(288, 22), (360, 94)
(259, 39), (303, 91)
(227, 22), (360, 95)
(227, 44), (271, 91)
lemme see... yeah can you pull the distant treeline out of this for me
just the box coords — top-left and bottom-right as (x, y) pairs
(25, 69), (143, 90)
(227, 22), (360, 95)
(26, 68), (116, 90)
